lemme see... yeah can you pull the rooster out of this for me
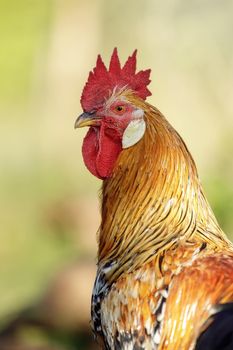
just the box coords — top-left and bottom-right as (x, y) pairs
(75, 48), (233, 350)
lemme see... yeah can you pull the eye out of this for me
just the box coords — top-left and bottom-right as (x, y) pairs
(114, 105), (126, 114)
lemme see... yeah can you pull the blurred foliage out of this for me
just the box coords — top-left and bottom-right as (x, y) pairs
(0, 0), (232, 349)
(0, 0), (52, 107)
(204, 135), (233, 235)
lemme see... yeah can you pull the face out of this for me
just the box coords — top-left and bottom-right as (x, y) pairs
(75, 93), (146, 179)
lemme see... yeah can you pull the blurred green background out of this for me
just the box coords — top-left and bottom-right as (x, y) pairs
(0, 0), (233, 349)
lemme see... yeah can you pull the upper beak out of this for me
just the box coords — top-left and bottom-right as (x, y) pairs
(74, 112), (100, 129)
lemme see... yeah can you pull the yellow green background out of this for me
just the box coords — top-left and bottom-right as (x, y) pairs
(0, 0), (233, 348)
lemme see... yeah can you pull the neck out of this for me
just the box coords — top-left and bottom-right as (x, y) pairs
(97, 102), (231, 279)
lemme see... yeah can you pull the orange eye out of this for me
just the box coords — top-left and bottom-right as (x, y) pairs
(115, 105), (126, 114)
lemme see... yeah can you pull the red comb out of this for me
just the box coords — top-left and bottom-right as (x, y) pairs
(81, 48), (151, 112)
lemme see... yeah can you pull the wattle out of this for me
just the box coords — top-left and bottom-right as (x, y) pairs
(82, 126), (122, 179)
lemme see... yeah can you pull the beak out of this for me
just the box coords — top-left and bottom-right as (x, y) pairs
(74, 112), (100, 129)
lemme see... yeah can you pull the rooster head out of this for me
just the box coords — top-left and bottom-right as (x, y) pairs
(75, 48), (151, 179)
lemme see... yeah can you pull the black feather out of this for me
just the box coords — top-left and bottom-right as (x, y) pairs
(195, 303), (233, 350)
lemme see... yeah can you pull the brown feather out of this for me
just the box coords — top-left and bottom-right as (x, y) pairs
(98, 92), (232, 276)
(91, 90), (233, 348)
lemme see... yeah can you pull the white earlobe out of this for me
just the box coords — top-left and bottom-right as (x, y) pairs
(122, 118), (146, 149)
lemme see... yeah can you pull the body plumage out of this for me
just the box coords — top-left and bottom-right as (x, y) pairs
(75, 49), (233, 349)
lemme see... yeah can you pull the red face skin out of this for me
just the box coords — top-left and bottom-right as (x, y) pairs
(82, 100), (136, 179)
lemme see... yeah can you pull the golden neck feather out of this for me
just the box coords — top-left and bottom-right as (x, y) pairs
(97, 95), (231, 279)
